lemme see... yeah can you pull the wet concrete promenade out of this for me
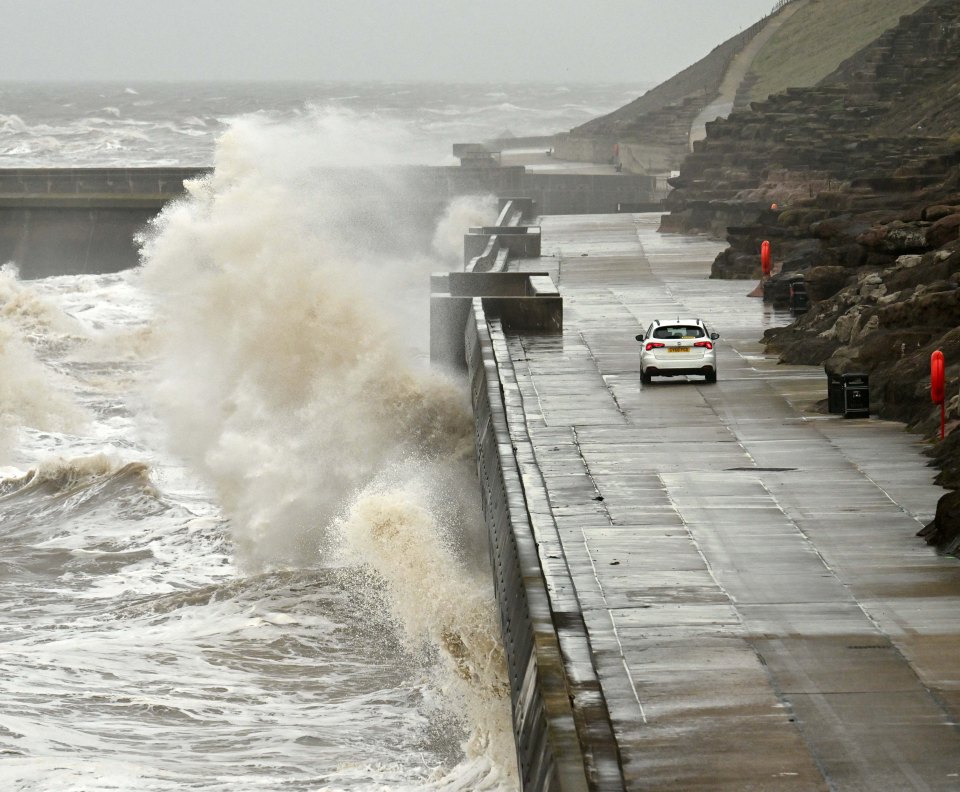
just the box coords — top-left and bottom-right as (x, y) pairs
(505, 213), (960, 790)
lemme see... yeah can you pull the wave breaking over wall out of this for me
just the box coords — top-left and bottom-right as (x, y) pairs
(137, 108), (517, 787)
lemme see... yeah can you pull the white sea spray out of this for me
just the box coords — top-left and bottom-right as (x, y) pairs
(0, 267), (89, 464)
(137, 108), (516, 786)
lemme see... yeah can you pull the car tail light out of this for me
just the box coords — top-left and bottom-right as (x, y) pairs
(645, 342), (665, 351)
(694, 341), (713, 350)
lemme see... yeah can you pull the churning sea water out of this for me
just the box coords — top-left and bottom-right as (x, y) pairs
(0, 81), (649, 167)
(0, 81), (644, 790)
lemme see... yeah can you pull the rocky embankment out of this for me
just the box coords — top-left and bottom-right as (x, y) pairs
(664, 0), (960, 552)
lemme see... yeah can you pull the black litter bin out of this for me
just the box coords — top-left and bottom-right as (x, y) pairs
(841, 373), (869, 418)
(826, 370), (844, 414)
(789, 281), (810, 315)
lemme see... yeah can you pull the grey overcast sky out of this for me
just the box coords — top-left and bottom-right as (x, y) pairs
(0, 0), (778, 83)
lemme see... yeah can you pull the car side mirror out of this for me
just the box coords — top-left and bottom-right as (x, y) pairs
(710, 332), (720, 340)
(635, 334), (645, 342)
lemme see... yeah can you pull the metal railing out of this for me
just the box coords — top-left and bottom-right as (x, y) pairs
(770, 0), (802, 15)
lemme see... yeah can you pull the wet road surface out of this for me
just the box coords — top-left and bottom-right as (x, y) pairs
(507, 213), (960, 790)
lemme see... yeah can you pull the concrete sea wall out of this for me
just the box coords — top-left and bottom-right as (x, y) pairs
(468, 307), (601, 791)
(431, 195), (625, 790)
(465, 294), (624, 791)
(0, 167), (206, 278)
(0, 166), (654, 278)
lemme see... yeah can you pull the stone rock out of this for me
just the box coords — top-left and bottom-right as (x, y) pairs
(884, 252), (957, 292)
(777, 208), (827, 228)
(894, 254), (923, 269)
(710, 249), (759, 280)
(929, 423), (960, 490)
(923, 205), (960, 222)
(936, 243), (960, 261)
(877, 223), (931, 253)
(857, 313), (881, 339)
(857, 228), (885, 248)
(879, 288), (960, 329)
(803, 265), (851, 301)
(836, 242), (866, 268)
(777, 335), (841, 366)
(812, 216), (859, 241)
(858, 274), (887, 302)
(857, 329), (933, 367)
(825, 345), (861, 374)
(926, 213), (960, 249)
(830, 306), (878, 344)
(780, 238), (823, 269)
(918, 489), (960, 554)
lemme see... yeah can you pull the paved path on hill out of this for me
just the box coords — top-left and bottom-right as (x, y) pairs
(689, 0), (809, 149)
(509, 213), (960, 790)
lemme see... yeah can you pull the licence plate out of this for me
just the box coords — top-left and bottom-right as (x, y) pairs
(669, 347), (690, 353)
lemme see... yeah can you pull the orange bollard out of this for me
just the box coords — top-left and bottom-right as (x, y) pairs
(932, 349), (945, 439)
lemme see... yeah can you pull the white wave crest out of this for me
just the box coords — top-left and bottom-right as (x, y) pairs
(338, 470), (517, 788)
(0, 321), (87, 465)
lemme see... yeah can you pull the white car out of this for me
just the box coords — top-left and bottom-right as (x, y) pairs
(636, 318), (719, 384)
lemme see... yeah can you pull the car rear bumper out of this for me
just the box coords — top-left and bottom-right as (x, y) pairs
(643, 364), (716, 377)
(641, 352), (715, 376)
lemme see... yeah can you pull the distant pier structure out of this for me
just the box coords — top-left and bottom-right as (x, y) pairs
(0, 167), (206, 278)
(0, 154), (656, 278)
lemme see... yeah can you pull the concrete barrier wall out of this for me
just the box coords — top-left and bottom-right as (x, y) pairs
(617, 142), (683, 178)
(551, 134), (615, 165)
(464, 232), (496, 267)
(0, 167), (207, 195)
(465, 198), (538, 268)
(430, 271), (562, 371)
(523, 173), (654, 215)
(416, 167), (654, 215)
(466, 306), (590, 792)
(0, 167), (653, 277)
(481, 292), (561, 336)
(468, 227), (542, 259)
(0, 205), (158, 278)
(0, 167), (207, 278)
(497, 197), (536, 223)
(448, 272), (544, 297)
(468, 305), (625, 791)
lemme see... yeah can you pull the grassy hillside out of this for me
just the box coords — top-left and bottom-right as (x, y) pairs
(556, 0), (941, 170)
(571, 24), (760, 136)
(744, 0), (928, 103)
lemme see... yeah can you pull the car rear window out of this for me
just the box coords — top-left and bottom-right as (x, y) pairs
(653, 325), (705, 339)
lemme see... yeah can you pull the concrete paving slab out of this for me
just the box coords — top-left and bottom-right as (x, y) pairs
(753, 636), (925, 694)
(784, 691), (960, 787)
(738, 601), (878, 638)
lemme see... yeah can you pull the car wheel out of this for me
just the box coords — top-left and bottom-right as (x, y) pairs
(705, 370), (717, 384)
(641, 369), (652, 385)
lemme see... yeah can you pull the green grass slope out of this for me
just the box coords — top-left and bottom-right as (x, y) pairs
(744, 0), (928, 103)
